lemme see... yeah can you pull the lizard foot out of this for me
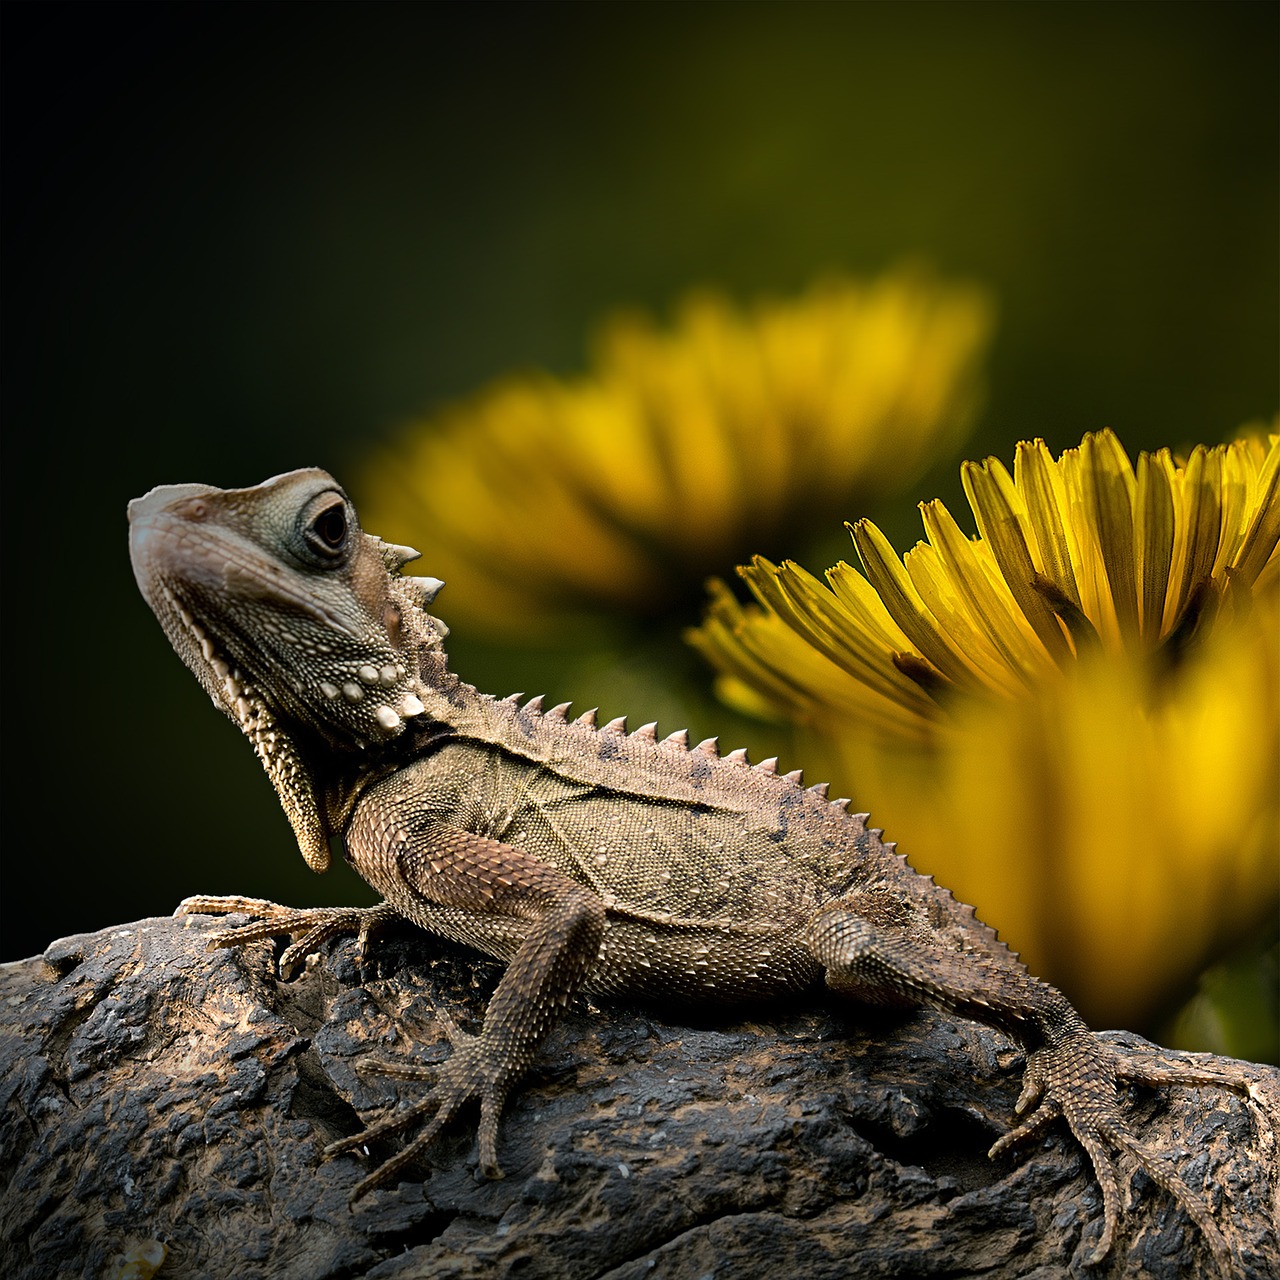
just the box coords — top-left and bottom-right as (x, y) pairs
(177, 895), (399, 977)
(326, 1009), (512, 1201)
(989, 1031), (1237, 1273)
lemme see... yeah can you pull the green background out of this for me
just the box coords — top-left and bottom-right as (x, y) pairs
(2, 2), (1275, 981)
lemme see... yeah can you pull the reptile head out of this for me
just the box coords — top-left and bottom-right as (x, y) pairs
(128, 467), (443, 871)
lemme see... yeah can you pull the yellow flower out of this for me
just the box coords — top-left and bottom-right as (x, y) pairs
(356, 270), (993, 636)
(691, 429), (1279, 1030)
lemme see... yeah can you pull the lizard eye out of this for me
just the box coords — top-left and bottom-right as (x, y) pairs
(302, 495), (350, 560)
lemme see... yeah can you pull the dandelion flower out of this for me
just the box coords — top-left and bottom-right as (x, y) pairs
(691, 430), (1279, 1028)
(357, 270), (993, 636)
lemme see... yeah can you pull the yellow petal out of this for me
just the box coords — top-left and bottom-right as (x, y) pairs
(962, 457), (1074, 662)
(1232, 435), (1280, 585)
(918, 499), (1050, 686)
(1164, 444), (1223, 632)
(740, 560), (936, 723)
(1013, 439), (1084, 609)
(1134, 449), (1176, 644)
(1079, 431), (1140, 642)
(851, 519), (998, 692)
(900, 540), (1027, 697)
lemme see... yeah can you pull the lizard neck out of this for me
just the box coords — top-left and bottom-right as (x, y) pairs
(314, 640), (503, 840)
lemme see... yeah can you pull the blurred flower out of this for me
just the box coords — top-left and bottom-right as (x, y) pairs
(691, 429), (1280, 1029)
(357, 270), (993, 636)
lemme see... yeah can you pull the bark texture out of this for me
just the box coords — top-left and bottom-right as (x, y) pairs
(1, 914), (1276, 1280)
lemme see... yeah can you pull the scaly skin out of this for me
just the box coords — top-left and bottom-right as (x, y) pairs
(128, 468), (1254, 1270)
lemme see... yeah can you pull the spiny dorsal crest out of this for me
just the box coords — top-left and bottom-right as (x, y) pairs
(495, 691), (839, 803)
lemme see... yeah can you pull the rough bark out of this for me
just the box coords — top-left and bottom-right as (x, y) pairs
(1, 914), (1276, 1280)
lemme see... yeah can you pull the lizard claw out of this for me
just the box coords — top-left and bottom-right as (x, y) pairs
(988, 1093), (1060, 1159)
(1013, 1071), (1046, 1117)
(989, 1055), (1059, 1158)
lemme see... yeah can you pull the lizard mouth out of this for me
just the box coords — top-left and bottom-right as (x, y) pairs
(153, 574), (426, 745)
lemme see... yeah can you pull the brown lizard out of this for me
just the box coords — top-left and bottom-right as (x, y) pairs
(127, 467), (1256, 1271)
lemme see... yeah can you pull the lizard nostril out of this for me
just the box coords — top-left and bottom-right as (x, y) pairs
(175, 497), (209, 521)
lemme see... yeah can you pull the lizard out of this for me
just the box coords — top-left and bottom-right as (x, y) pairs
(127, 466), (1259, 1272)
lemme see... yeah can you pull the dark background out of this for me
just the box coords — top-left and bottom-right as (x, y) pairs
(2, 1), (1276, 963)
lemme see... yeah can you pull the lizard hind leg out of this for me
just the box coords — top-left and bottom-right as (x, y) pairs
(804, 903), (1237, 1274)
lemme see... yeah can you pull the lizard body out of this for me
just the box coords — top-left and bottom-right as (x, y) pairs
(128, 468), (1255, 1270)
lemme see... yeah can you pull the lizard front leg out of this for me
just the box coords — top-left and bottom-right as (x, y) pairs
(330, 819), (607, 1199)
(177, 896), (402, 976)
(806, 903), (1243, 1273)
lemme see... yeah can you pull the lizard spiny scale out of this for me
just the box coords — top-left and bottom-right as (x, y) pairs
(128, 468), (1254, 1275)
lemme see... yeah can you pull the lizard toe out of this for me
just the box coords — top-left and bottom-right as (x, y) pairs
(331, 1037), (516, 1197)
(1013, 1067), (1047, 1117)
(346, 1107), (456, 1203)
(988, 1094), (1060, 1159)
(1070, 1113), (1124, 1265)
(355, 1056), (438, 1083)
